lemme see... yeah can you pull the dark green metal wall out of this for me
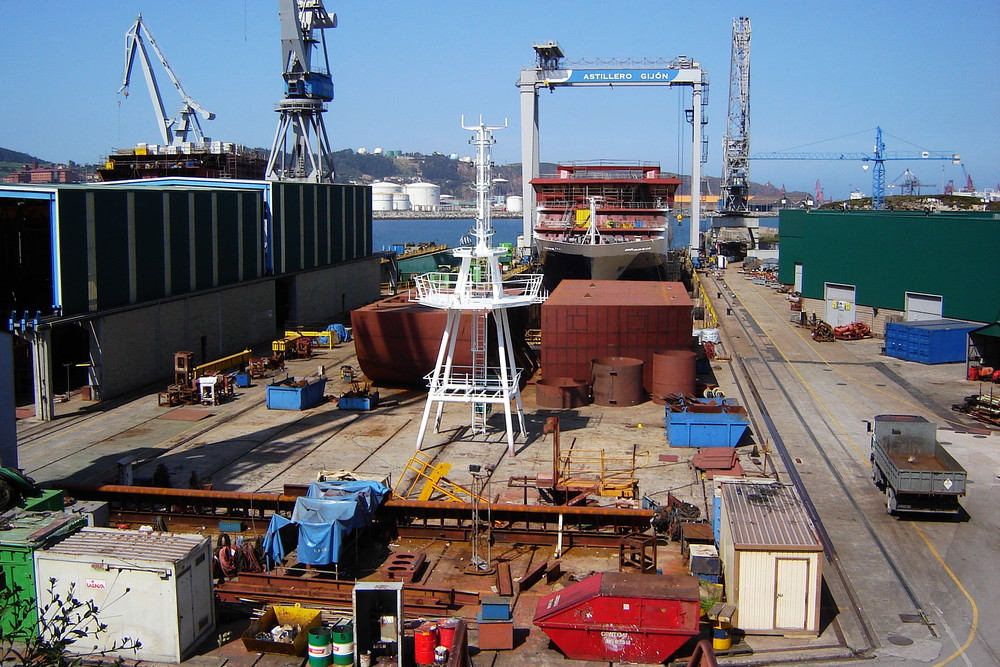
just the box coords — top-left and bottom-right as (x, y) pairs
(778, 209), (1000, 323)
(271, 182), (371, 275)
(57, 188), (264, 316)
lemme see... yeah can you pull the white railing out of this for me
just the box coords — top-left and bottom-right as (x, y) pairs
(424, 367), (523, 398)
(414, 272), (545, 308)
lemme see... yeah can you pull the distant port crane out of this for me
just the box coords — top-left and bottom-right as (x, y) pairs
(720, 17), (752, 214)
(266, 0), (338, 183)
(751, 127), (960, 209)
(118, 14), (215, 146)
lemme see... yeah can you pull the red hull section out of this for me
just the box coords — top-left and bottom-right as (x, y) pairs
(351, 292), (470, 386)
(540, 280), (693, 388)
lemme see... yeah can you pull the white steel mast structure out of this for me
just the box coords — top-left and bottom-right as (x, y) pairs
(118, 14), (215, 146)
(266, 0), (337, 182)
(414, 119), (545, 456)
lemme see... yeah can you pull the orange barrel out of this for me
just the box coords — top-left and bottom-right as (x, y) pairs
(967, 366), (979, 381)
(413, 622), (439, 665)
(591, 357), (645, 407)
(437, 618), (459, 650)
(535, 377), (591, 408)
(649, 348), (697, 402)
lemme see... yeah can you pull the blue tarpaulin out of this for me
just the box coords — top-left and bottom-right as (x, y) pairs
(263, 480), (389, 565)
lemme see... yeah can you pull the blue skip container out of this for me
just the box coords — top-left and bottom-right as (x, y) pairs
(266, 377), (328, 410)
(666, 405), (750, 448)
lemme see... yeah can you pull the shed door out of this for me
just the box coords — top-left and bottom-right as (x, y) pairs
(793, 263), (803, 293)
(824, 283), (856, 328)
(774, 558), (810, 630)
(905, 292), (943, 321)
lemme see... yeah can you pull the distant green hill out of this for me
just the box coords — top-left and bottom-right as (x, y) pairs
(0, 146), (45, 165)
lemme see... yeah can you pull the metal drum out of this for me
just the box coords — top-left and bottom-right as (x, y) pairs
(650, 349), (697, 403)
(535, 377), (591, 408)
(591, 357), (645, 407)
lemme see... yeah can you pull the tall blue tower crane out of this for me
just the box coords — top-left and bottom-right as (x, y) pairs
(266, 0), (338, 183)
(751, 127), (960, 209)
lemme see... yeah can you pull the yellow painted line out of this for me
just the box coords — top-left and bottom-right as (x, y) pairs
(752, 284), (965, 427)
(721, 276), (978, 665)
(725, 287), (867, 462)
(912, 522), (979, 667)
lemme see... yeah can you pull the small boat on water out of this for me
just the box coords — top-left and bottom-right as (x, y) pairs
(531, 162), (680, 289)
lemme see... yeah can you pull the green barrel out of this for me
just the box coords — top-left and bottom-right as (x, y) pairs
(308, 625), (332, 667)
(331, 622), (354, 666)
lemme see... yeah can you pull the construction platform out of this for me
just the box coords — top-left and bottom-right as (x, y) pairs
(12, 265), (999, 667)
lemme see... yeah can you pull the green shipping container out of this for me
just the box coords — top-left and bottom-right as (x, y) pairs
(0, 511), (86, 639)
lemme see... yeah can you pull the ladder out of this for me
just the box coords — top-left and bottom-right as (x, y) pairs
(471, 307), (489, 433)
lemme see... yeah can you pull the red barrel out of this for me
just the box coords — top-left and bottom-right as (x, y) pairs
(591, 357), (645, 407)
(967, 366), (979, 381)
(414, 622), (439, 665)
(535, 377), (591, 408)
(437, 618), (459, 651)
(650, 349), (696, 403)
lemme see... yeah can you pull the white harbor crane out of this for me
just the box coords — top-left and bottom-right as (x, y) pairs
(720, 17), (751, 214)
(266, 0), (338, 182)
(118, 14), (215, 146)
(413, 118), (545, 456)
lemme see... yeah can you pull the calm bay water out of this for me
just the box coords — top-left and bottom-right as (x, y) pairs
(372, 218), (523, 252)
(372, 216), (778, 251)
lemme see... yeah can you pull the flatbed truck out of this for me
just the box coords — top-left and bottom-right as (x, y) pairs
(870, 414), (967, 516)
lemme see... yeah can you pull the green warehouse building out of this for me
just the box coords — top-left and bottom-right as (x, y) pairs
(778, 209), (1000, 331)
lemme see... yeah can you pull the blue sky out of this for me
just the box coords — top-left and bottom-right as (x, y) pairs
(2, 1), (997, 200)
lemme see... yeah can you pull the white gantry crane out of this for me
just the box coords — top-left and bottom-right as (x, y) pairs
(414, 118), (546, 456)
(118, 14), (215, 146)
(266, 0), (338, 182)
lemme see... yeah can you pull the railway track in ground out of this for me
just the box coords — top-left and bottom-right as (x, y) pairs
(709, 271), (966, 660)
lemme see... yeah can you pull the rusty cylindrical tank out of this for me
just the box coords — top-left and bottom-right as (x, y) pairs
(591, 357), (644, 407)
(535, 377), (591, 409)
(650, 348), (696, 403)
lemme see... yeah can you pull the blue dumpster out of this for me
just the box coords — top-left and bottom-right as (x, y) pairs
(266, 377), (328, 410)
(665, 405), (750, 447)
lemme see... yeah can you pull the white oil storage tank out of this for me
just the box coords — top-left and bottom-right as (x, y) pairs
(505, 195), (523, 213)
(405, 182), (441, 211)
(392, 193), (411, 211)
(372, 182), (401, 212)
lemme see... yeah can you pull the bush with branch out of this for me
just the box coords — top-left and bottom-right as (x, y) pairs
(1, 577), (141, 666)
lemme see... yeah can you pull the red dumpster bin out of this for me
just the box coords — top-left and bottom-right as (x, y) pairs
(533, 572), (701, 664)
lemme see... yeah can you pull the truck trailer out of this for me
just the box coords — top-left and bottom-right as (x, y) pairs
(870, 414), (967, 516)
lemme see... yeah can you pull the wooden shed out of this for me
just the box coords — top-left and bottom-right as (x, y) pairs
(718, 481), (823, 635)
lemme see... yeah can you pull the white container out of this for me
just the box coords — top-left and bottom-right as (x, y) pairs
(505, 195), (523, 213)
(34, 528), (216, 663)
(404, 182), (441, 210)
(391, 193), (411, 211)
(372, 193), (394, 211)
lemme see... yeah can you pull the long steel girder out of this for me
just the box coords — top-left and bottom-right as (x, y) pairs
(51, 484), (655, 546)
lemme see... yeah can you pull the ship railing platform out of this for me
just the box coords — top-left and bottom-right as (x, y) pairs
(424, 367), (523, 402)
(413, 272), (545, 310)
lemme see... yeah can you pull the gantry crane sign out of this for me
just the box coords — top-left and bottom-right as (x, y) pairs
(118, 14), (215, 146)
(752, 127), (960, 210)
(266, 0), (338, 183)
(518, 43), (709, 253)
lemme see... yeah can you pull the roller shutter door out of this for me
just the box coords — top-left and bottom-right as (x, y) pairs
(905, 292), (943, 321)
(824, 283), (856, 328)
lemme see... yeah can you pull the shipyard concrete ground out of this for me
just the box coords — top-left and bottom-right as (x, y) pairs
(12, 267), (1000, 667)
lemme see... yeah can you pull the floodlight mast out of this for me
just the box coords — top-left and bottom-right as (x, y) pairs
(118, 14), (216, 146)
